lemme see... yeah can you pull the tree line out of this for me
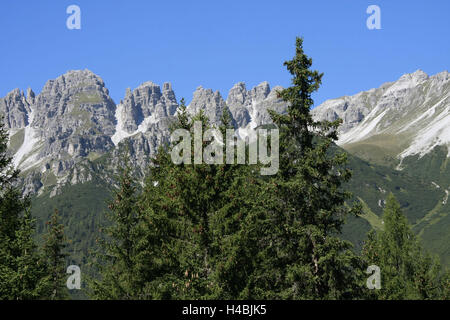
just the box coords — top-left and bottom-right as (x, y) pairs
(0, 37), (448, 300)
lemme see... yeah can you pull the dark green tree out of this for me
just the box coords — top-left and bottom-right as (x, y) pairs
(223, 37), (366, 299)
(362, 193), (446, 299)
(128, 38), (367, 300)
(134, 98), (246, 299)
(41, 209), (69, 300)
(88, 156), (140, 299)
(0, 117), (47, 299)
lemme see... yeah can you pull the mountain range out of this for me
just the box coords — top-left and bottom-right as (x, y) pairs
(1, 69), (449, 267)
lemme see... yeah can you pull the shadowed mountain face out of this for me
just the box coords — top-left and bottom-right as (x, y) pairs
(2, 69), (449, 266)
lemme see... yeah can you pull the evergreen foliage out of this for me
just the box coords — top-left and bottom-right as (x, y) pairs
(41, 209), (69, 299)
(90, 38), (369, 299)
(2, 38), (446, 301)
(0, 117), (48, 299)
(88, 156), (140, 299)
(223, 37), (367, 299)
(362, 193), (448, 299)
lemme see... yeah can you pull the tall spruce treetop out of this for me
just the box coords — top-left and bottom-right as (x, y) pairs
(252, 37), (365, 299)
(272, 37), (323, 150)
(270, 37), (341, 176)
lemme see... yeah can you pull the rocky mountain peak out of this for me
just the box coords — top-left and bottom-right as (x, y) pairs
(0, 88), (30, 130)
(188, 86), (226, 125)
(432, 70), (449, 80)
(226, 81), (272, 109)
(225, 81), (285, 130)
(32, 69), (115, 127)
(162, 82), (176, 102)
(26, 88), (35, 105)
(116, 80), (178, 135)
(163, 82), (173, 93)
(250, 81), (271, 102)
(404, 69), (428, 81)
(394, 69), (428, 88)
(226, 82), (248, 107)
(8, 69), (117, 185)
(41, 69), (106, 96)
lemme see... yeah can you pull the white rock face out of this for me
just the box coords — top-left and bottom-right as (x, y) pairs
(225, 82), (286, 139)
(312, 70), (450, 159)
(12, 105), (41, 170)
(111, 103), (134, 146)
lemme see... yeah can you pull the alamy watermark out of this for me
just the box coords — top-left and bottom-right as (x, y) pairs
(66, 265), (81, 290)
(366, 265), (381, 289)
(64, 5), (382, 33)
(170, 122), (279, 175)
(366, 5), (381, 30)
(66, 5), (81, 30)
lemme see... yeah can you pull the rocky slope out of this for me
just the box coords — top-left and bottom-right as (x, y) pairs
(312, 70), (450, 168)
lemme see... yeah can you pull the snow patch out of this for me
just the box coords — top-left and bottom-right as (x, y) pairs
(136, 113), (159, 132)
(111, 104), (161, 146)
(398, 94), (448, 133)
(338, 108), (388, 145)
(111, 104), (133, 145)
(399, 105), (450, 159)
(237, 101), (259, 142)
(13, 107), (41, 169)
(248, 100), (259, 130)
(432, 182), (441, 189)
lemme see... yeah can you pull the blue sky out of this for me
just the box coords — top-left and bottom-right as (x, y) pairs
(1, 0), (449, 107)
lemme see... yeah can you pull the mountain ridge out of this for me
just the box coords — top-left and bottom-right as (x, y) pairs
(312, 69), (450, 165)
(2, 68), (449, 267)
(1, 69), (448, 193)
(2, 69), (449, 197)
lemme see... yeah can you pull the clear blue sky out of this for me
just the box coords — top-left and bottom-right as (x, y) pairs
(1, 0), (449, 107)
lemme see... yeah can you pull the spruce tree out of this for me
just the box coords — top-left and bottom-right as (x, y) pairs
(42, 209), (69, 300)
(0, 117), (47, 299)
(224, 37), (366, 299)
(132, 38), (367, 299)
(88, 155), (140, 299)
(136, 100), (245, 299)
(362, 193), (445, 299)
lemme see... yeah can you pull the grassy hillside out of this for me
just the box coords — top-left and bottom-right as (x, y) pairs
(338, 144), (450, 265)
(401, 145), (450, 188)
(336, 147), (448, 266)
